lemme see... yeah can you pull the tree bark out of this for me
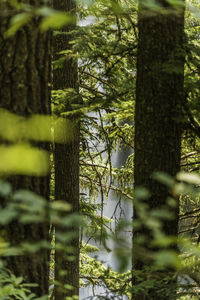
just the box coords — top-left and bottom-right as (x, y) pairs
(0, 1), (51, 296)
(133, 2), (185, 299)
(53, 0), (79, 298)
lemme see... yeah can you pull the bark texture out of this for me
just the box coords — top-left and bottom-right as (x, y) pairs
(53, 0), (79, 298)
(0, 1), (51, 296)
(133, 3), (185, 300)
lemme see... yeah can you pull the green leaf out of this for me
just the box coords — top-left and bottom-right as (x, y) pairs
(155, 250), (181, 269)
(5, 13), (32, 38)
(176, 171), (200, 184)
(51, 201), (71, 212)
(153, 172), (175, 188)
(0, 207), (18, 225)
(40, 12), (75, 31)
(134, 187), (150, 200)
(37, 6), (55, 17)
(0, 181), (12, 197)
(0, 144), (49, 176)
(13, 190), (46, 211)
(19, 215), (45, 224)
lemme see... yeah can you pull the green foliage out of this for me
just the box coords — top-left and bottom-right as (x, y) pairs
(80, 246), (131, 298)
(1, 0), (200, 299)
(0, 109), (79, 175)
(0, 265), (46, 300)
(4, 2), (75, 37)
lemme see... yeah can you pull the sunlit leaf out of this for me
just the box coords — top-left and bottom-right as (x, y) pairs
(0, 109), (76, 143)
(176, 172), (200, 184)
(0, 144), (49, 175)
(54, 118), (78, 144)
(5, 13), (32, 38)
(37, 6), (56, 17)
(40, 12), (75, 31)
(26, 115), (52, 141)
(51, 201), (71, 211)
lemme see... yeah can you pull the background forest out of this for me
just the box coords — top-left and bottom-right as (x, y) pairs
(0, 0), (200, 299)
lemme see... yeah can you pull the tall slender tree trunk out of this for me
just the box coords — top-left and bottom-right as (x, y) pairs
(132, 2), (185, 300)
(53, 1), (79, 298)
(0, 1), (51, 296)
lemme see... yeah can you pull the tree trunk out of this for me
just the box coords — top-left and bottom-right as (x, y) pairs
(132, 3), (185, 300)
(53, 0), (79, 298)
(0, 1), (51, 296)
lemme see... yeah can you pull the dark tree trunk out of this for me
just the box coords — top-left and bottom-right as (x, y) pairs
(132, 3), (185, 300)
(53, 0), (79, 298)
(0, 1), (51, 296)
